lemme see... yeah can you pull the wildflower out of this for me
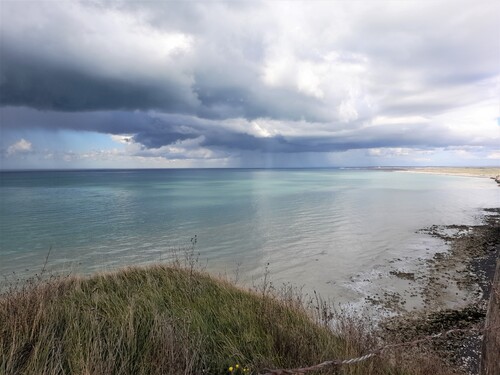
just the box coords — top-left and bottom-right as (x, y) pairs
(228, 366), (234, 372)
(235, 364), (240, 369)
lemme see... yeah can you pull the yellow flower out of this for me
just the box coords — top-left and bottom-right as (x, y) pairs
(229, 367), (234, 372)
(235, 364), (240, 369)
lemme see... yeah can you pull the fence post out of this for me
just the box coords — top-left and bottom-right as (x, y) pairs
(480, 256), (500, 375)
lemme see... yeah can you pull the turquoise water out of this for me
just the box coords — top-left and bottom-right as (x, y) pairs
(1, 169), (498, 301)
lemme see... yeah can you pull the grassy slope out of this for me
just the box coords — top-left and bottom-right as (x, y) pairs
(1, 265), (458, 375)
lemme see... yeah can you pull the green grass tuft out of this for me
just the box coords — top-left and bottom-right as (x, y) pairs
(1, 265), (460, 375)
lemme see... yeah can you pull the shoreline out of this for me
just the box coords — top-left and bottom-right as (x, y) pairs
(396, 167), (500, 179)
(381, 208), (500, 374)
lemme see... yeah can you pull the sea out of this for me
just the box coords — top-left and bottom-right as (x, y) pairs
(1, 169), (498, 305)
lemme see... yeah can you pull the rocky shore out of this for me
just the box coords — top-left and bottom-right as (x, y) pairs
(380, 208), (500, 374)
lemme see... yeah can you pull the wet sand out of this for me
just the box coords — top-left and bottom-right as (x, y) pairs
(380, 208), (500, 374)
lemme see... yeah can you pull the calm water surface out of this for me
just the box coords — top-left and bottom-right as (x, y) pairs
(1, 169), (498, 302)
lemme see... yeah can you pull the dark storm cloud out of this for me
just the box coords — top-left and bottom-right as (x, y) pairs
(1, 0), (499, 162)
(3, 107), (497, 158)
(0, 0), (330, 123)
(0, 48), (198, 113)
(193, 82), (328, 123)
(0, 44), (329, 124)
(0, 107), (202, 146)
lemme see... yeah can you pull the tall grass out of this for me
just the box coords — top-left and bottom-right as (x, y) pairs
(1, 265), (460, 375)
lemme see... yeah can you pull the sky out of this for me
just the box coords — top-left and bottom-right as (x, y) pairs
(1, 0), (499, 169)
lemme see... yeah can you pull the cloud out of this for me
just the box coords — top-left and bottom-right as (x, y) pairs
(6, 139), (32, 156)
(487, 151), (500, 160)
(3, 106), (499, 159)
(1, 0), (499, 166)
(0, 51), (197, 112)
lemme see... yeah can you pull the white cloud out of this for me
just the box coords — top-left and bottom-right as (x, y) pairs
(434, 98), (500, 145)
(371, 116), (430, 126)
(110, 134), (133, 144)
(453, 149), (477, 159)
(367, 147), (435, 158)
(135, 136), (220, 160)
(2, 2), (194, 80)
(487, 151), (500, 160)
(7, 139), (32, 156)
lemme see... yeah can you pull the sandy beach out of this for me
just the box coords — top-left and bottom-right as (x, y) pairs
(399, 167), (500, 179)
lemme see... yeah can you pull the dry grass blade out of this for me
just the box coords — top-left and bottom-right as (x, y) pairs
(1, 264), (466, 375)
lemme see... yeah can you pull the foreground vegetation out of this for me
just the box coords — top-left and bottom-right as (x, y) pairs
(1, 265), (460, 375)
